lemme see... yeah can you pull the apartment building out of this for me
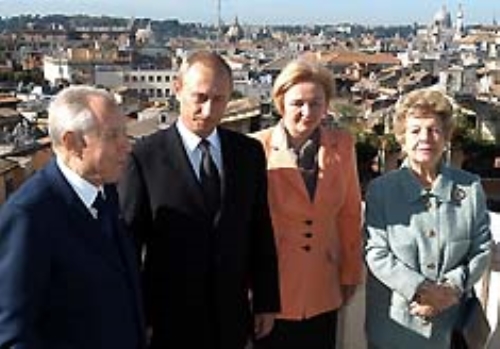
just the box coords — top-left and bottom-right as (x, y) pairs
(94, 66), (176, 102)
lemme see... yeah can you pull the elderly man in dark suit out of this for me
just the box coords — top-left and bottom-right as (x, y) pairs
(118, 50), (280, 349)
(0, 85), (145, 349)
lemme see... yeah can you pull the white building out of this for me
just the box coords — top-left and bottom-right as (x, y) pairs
(43, 55), (72, 85)
(439, 64), (478, 96)
(94, 66), (177, 102)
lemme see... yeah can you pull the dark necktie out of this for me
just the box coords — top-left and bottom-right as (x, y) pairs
(92, 191), (115, 240)
(199, 139), (221, 218)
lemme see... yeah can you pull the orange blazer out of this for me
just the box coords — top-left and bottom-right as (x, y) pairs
(252, 124), (363, 320)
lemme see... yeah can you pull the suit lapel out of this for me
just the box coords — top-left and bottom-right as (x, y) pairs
(164, 126), (207, 214)
(265, 125), (342, 208)
(104, 185), (146, 330)
(267, 125), (311, 202)
(43, 160), (126, 273)
(313, 128), (341, 207)
(217, 129), (237, 225)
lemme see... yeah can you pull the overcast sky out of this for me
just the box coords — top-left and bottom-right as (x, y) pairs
(1, 0), (499, 26)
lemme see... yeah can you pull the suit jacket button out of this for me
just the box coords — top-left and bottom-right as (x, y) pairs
(304, 219), (313, 226)
(302, 245), (311, 252)
(304, 232), (313, 238)
(427, 263), (436, 270)
(428, 230), (436, 238)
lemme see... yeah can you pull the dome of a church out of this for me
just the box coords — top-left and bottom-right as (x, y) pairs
(226, 17), (244, 41)
(433, 6), (452, 28)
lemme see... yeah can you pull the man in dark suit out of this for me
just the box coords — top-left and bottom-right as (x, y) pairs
(0, 85), (145, 349)
(118, 50), (280, 349)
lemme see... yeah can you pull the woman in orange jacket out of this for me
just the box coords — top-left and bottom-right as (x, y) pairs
(252, 59), (363, 349)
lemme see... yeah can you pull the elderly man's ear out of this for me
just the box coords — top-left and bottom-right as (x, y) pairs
(61, 131), (86, 158)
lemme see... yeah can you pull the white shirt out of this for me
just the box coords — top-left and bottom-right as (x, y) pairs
(176, 118), (223, 181)
(56, 157), (103, 219)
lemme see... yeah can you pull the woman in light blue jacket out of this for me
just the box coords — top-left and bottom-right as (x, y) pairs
(364, 88), (491, 349)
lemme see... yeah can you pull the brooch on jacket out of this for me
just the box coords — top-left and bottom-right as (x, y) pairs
(451, 185), (466, 203)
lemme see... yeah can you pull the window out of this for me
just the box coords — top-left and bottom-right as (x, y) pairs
(157, 75), (162, 82)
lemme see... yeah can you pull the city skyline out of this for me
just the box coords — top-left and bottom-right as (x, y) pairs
(0, 0), (499, 26)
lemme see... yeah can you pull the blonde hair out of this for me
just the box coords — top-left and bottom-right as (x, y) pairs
(393, 88), (454, 144)
(272, 59), (335, 116)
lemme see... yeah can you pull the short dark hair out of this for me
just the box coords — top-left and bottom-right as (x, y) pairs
(177, 50), (233, 88)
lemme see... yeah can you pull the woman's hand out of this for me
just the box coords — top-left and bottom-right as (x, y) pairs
(409, 301), (437, 319)
(411, 281), (460, 318)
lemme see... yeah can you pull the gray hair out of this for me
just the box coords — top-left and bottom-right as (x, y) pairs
(393, 88), (454, 144)
(48, 85), (117, 146)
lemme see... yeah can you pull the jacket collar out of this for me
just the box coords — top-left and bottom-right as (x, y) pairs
(269, 121), (337, 151)
(269, 121), (289, 151)
(399, 160), (456, 204)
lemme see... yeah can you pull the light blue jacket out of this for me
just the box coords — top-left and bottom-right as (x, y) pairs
(364, 163), (492, 349)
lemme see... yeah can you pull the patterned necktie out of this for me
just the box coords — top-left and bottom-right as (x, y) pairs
(199, 139), (221, 218)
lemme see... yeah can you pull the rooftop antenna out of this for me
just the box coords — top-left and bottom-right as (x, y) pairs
(215, 0), (222, 50)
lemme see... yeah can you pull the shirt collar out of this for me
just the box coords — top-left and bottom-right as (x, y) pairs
(176, 118), (220, 153)
(56, 157), (102, 210)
